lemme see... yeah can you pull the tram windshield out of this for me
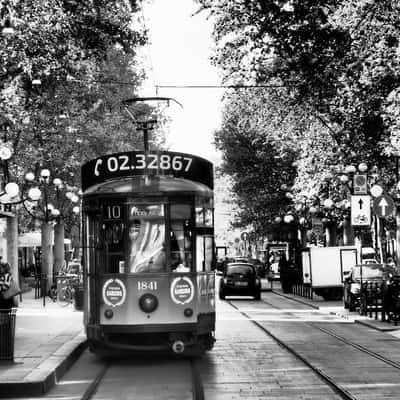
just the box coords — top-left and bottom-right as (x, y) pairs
(97, 201), (198, 274)
(126, 204), (166, 273)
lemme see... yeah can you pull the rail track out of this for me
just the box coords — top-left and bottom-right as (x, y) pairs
(228, 293), (400, 400)
(81, 357), (204, 400)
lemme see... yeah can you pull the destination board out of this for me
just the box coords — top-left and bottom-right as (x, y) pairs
(81, 151), (213, 191)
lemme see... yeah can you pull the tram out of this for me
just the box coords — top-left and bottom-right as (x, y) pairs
(81, 150), (216, 355)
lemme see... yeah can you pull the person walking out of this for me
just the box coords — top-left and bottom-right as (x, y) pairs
(0, 262), (16, 311)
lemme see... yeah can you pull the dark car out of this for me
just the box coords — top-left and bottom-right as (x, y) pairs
(233, 257), (266, 277)
(219, 262), (261, 300)
(343, 263), (391, 311)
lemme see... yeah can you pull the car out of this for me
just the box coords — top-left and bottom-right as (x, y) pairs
(362, 257), (380, 264)
(60, 260), (83, 282)
(232, 257), (266, 277)
(343, 263), (391, 311)
(219, 262), (261, 300)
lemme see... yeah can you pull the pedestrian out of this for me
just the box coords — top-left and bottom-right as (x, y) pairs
(0, 262), (17, 311)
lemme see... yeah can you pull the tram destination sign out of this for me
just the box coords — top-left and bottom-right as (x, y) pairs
(82, 150), (213, 191)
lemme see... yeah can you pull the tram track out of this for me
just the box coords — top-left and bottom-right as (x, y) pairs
(259, 294), (400, 371)
(227, 299), (357, 400)
(227, 294), (400, 400)
(79, 357), (204, 400)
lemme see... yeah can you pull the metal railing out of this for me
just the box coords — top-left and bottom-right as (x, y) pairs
(291, 283), (313, 299)
(358, 279), (400, 325)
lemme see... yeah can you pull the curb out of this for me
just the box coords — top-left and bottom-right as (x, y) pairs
(355, 318), (400, 332)
(0, 335), (88, 398)
(272, 290), (400, 333)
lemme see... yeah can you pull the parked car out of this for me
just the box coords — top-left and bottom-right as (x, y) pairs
(60, 260), (83, 282)
(219, 262), (261, 300)
(343, 263), (392, 311)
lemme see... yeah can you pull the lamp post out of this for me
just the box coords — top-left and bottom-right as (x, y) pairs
(0, 140), (20, 298)
(23, 169), (81, 286)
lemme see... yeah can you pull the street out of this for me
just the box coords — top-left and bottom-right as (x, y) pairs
(7, 286), (400, 400)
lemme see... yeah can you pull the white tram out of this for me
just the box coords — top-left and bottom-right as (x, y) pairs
(81, 150), (216, 355)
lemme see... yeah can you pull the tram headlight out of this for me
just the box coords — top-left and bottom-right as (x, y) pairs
(139, 293), (159, 313)
(184, 308), (193, 317)
(104, 309), (114, 319)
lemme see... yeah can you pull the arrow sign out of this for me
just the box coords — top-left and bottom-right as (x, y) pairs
(378, 197), (388, 215)
(373, 194), (395, 218)
(351, 195), (371, 226)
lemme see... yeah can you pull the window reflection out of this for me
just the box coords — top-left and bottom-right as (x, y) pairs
(127, 216), (166, 273)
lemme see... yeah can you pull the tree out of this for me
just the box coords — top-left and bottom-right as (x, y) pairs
(1, 0), (155, 188)
(199, 0), (400, 230)
(0, 1), (161, 278)
(214, 88), (299, 235)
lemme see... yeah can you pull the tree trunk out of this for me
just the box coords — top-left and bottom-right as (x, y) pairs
(300, 227), (307, 248)
(396, 207), (400, 271)
(343, 217), (354, 245)
(54, 220), (65, 274)
(6, 215), (19, 300)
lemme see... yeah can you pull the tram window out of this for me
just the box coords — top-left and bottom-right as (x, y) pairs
(204, 236), (213, 271)
(84, 215), (98, 275)
(195, 207), (204, 226)
(196, 235), (213, 272)
(170, 205), (192, 272)
(103, 222), (125, 273)
(204, 208), (213, 226)
(195, 198), (213, 227)
(126, 204), (166, 273)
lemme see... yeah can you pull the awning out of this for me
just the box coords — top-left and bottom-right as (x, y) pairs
(18, 231), (72, 248)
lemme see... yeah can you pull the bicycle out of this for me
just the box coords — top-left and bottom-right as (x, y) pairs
(56, 277), (75, 307)
(47, 275), (78, 307)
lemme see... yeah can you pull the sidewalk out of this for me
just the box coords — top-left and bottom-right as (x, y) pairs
(0, 288), (87, 398)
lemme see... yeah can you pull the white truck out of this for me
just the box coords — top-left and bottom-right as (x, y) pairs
(301, 245), (359, 300)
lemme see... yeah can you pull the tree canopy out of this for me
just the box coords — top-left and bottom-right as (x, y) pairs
(199, 0), (400, 230)
(0, 0), (162, 231)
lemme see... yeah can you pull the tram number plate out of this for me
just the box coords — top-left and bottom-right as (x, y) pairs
(235, 282), (248, 287)
(137, 281), (158, 291)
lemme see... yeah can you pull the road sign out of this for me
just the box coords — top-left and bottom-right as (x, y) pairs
(353, 174), (368, 194)
(350, 195), (371, 226)
(373, 194), (395, 218)
(240, 232), (249, 241)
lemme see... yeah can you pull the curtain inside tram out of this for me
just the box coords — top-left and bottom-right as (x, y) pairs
(126, 204), (166, 273)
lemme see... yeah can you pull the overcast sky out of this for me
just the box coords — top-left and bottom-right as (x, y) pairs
(139, 0), (223, 163)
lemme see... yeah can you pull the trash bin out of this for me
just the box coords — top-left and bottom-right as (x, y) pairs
(74, 285), (84, 311)
(0, 308), (17, 361)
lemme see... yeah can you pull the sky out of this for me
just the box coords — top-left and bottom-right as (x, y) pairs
(139, 0), (223, 164)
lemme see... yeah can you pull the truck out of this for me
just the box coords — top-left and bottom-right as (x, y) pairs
(301, 245), (359, 300)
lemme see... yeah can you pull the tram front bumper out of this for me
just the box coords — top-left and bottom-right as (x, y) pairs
(86, 316), (214, 353)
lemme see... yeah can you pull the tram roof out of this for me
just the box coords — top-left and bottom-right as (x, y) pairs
(83, 175), (213, 197)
